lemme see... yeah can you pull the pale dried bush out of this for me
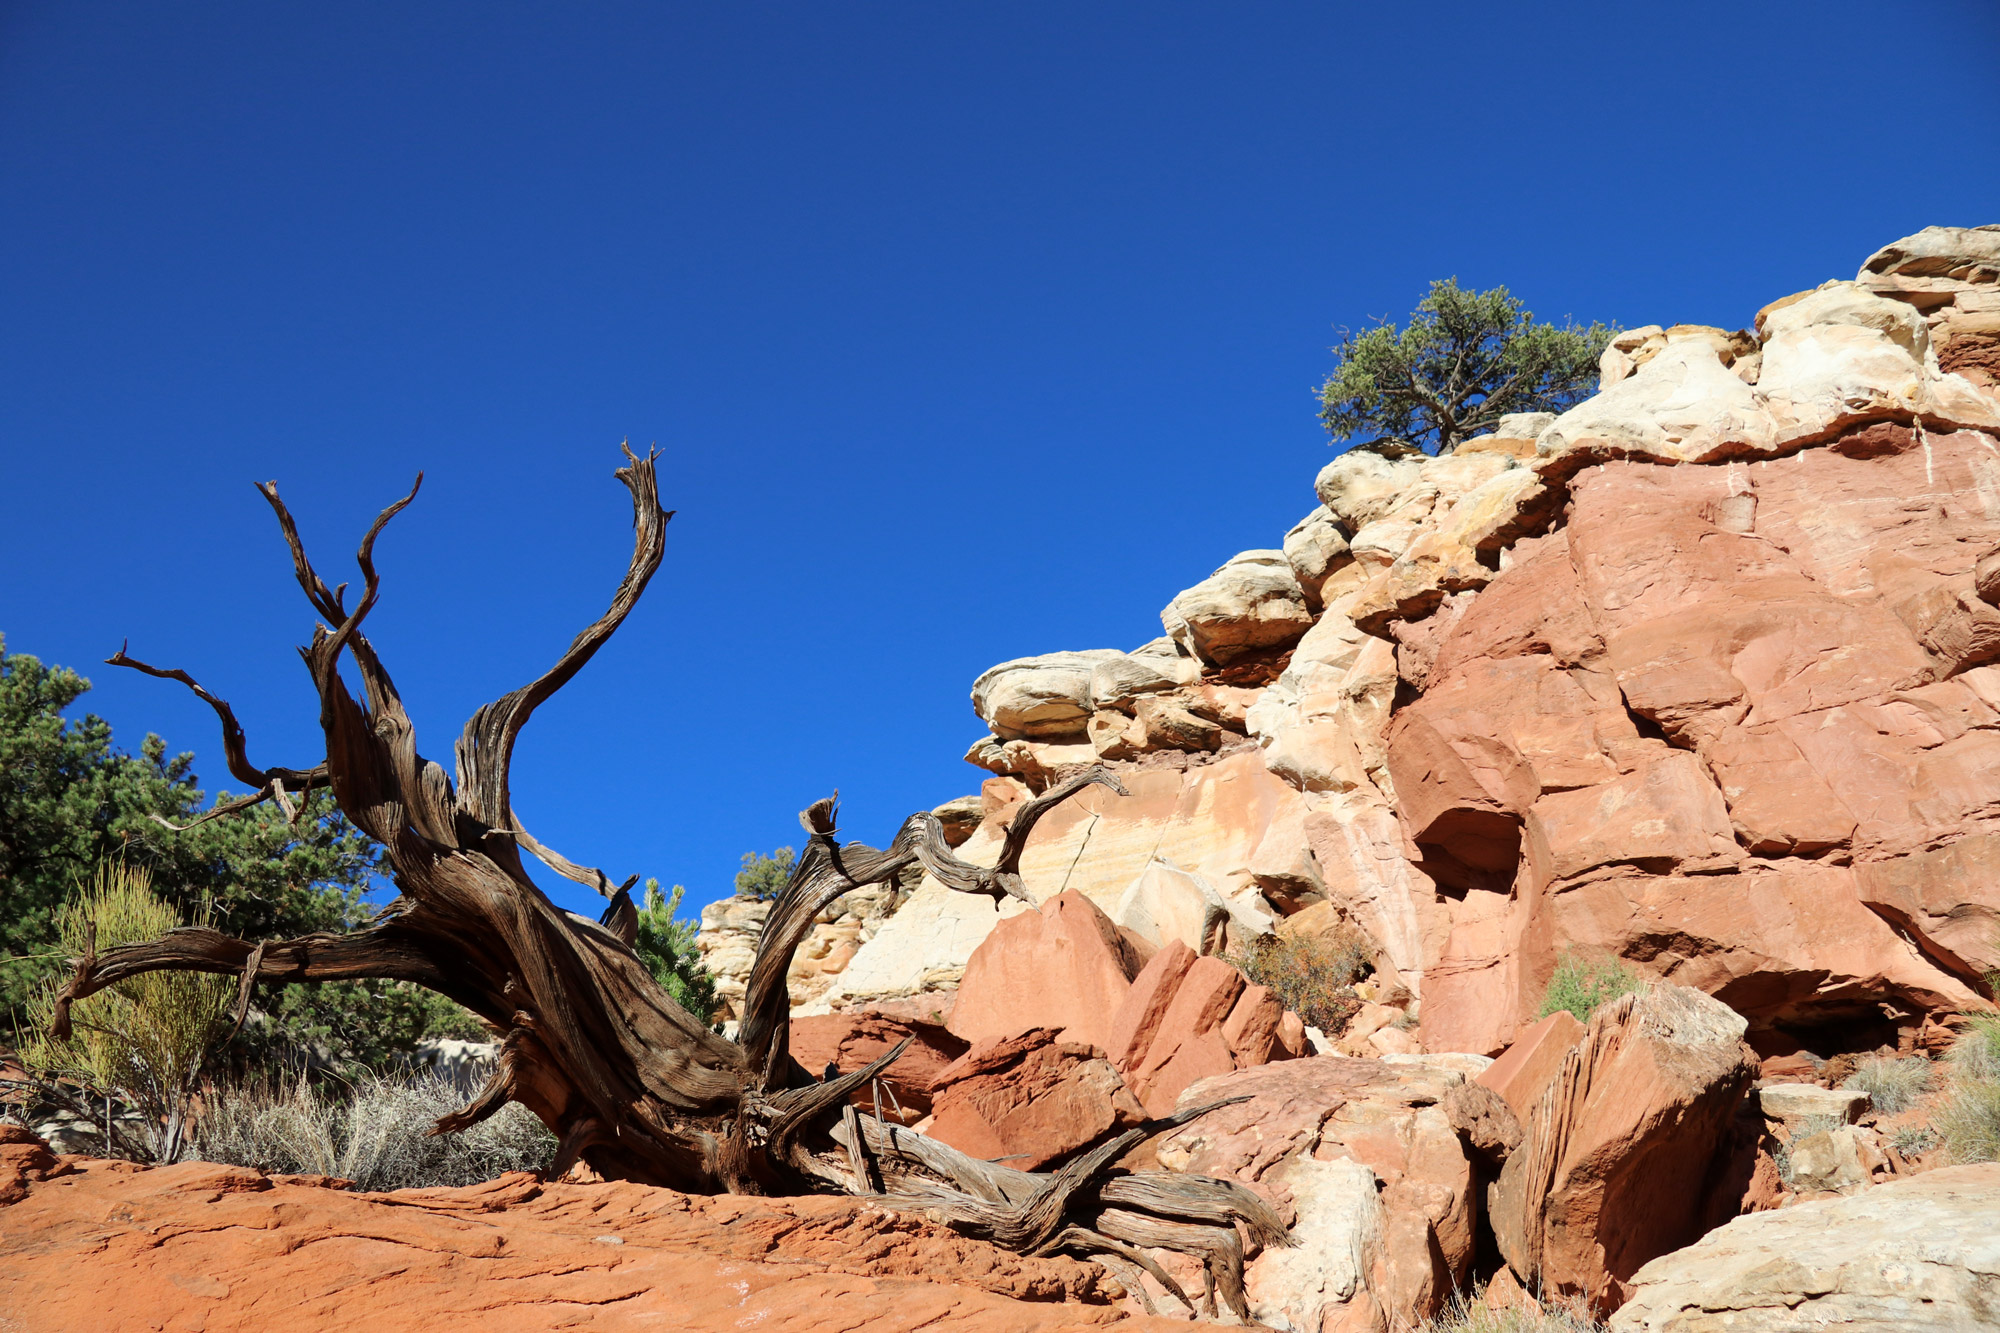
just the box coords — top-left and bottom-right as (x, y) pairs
(195, 1069), (554, 1190)
(1417, 1286), (1606, 1332)
(1937, 1014), (2000, 1165)
(1231, 926), (1370, 1035)
(1841, 1054), (1931, 1115)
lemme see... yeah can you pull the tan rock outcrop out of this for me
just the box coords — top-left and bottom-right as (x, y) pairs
(973, 650), (1126, 740)
(1315, 445), (1427, 528)
(1610, 1163), (2000, 1332)
(1161, 549), (1315, 666)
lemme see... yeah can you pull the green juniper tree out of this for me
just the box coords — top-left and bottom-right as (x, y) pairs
(1319, 278), (1614, 455)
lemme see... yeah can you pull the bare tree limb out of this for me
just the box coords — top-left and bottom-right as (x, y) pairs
(455, 444), (671, 837)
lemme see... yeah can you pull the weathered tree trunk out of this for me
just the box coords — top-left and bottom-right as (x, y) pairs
(49, 449), (1286, 1313)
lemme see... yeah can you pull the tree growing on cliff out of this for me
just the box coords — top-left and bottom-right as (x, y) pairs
(1318, 278), (1614, 454)
(733, 846), (794, 900)
(39, 451), (1285, 1318)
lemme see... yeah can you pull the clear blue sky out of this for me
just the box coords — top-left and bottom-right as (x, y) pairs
(4, 2), (1997, 918)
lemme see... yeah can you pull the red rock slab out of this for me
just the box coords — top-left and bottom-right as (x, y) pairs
(1103, 939), (1196, 1071)
(948, 891), (1141, 1055)
(1521, 751), (1739, 890)
(926, 1029), (1145, 1170)
(1131, 955), (1244, 1086)
(0, 1155), (1185, 1333)
(788, 1008), (968, 1118)
(1476, 1010), (1585, 1120)
(1220, 983), (1283, 1067)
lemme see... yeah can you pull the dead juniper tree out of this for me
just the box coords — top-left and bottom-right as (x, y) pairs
(45, 448), (1286, 1317)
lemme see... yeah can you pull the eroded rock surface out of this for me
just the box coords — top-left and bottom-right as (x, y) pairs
(0, 1152), (1182, 1333)
(1156, 1056), (1480, 1333)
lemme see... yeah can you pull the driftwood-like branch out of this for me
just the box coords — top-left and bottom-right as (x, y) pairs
(457, 444), (670, 881)
(75, 450), (1285, 1292)
(106, 646), (331, 827)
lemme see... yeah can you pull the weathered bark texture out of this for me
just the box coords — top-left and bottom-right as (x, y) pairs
(47, 449), (1284, 1310)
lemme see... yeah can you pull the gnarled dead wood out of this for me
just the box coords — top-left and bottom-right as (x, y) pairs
(54, 448), (1283, 1291)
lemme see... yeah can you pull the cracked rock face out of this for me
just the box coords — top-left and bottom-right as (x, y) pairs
(1608, 1164), (2000, 1332)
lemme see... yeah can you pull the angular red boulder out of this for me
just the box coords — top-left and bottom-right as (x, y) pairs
(1102, 938), (1197, 1070)
(948, 890), (1143, 1055)
(924, 1028), (1146, 1170)
(1477, 1010), (1585, 1121)
(1490, 984), (1759, 1314)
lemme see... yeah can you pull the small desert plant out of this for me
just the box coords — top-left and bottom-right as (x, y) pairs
(1892, 1124), (1939, 1157)
(1949, 1013), (2000, 1084)
(1842, 1054), (1932, 1115)
(195, 1068), (555, 1189)
(1231, 926), (1371, 1035)
(1537, 950), (1646, 1023)
(1935, 1014), (2000, 1165)
(1416, 1285), (1606, 1332)
(17, 863), (234, 1163)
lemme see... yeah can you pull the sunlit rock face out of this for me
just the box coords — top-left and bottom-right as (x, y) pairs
(699, 224), (2000, 1073)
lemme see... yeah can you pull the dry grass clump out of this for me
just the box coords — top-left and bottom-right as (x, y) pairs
(1417, 1286), (1606, 1332)
(1936, 1013), (2000, 1165)
(1231, 926), (1371, 1035)
(195, 1069), (554, 1190)
(1841, 1054), (1932, 1115)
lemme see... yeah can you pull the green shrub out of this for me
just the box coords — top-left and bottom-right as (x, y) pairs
(1842, 1055), (1932, 1115)
(1231, 927), (1371, 1035)
(195, 1069), (554, 1189)
(238, 977), (487, 1075)
(734, 847), (795, 900)
(18, 863), (234, 1162)
(1537, 951), (1646, 1023)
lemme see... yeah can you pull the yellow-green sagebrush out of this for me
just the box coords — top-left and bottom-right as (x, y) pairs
(20, 863), (233, 1163)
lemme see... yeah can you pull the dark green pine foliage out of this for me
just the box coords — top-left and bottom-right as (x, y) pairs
(733, 846), (795, 900)
(633, 879), (719, 1024)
